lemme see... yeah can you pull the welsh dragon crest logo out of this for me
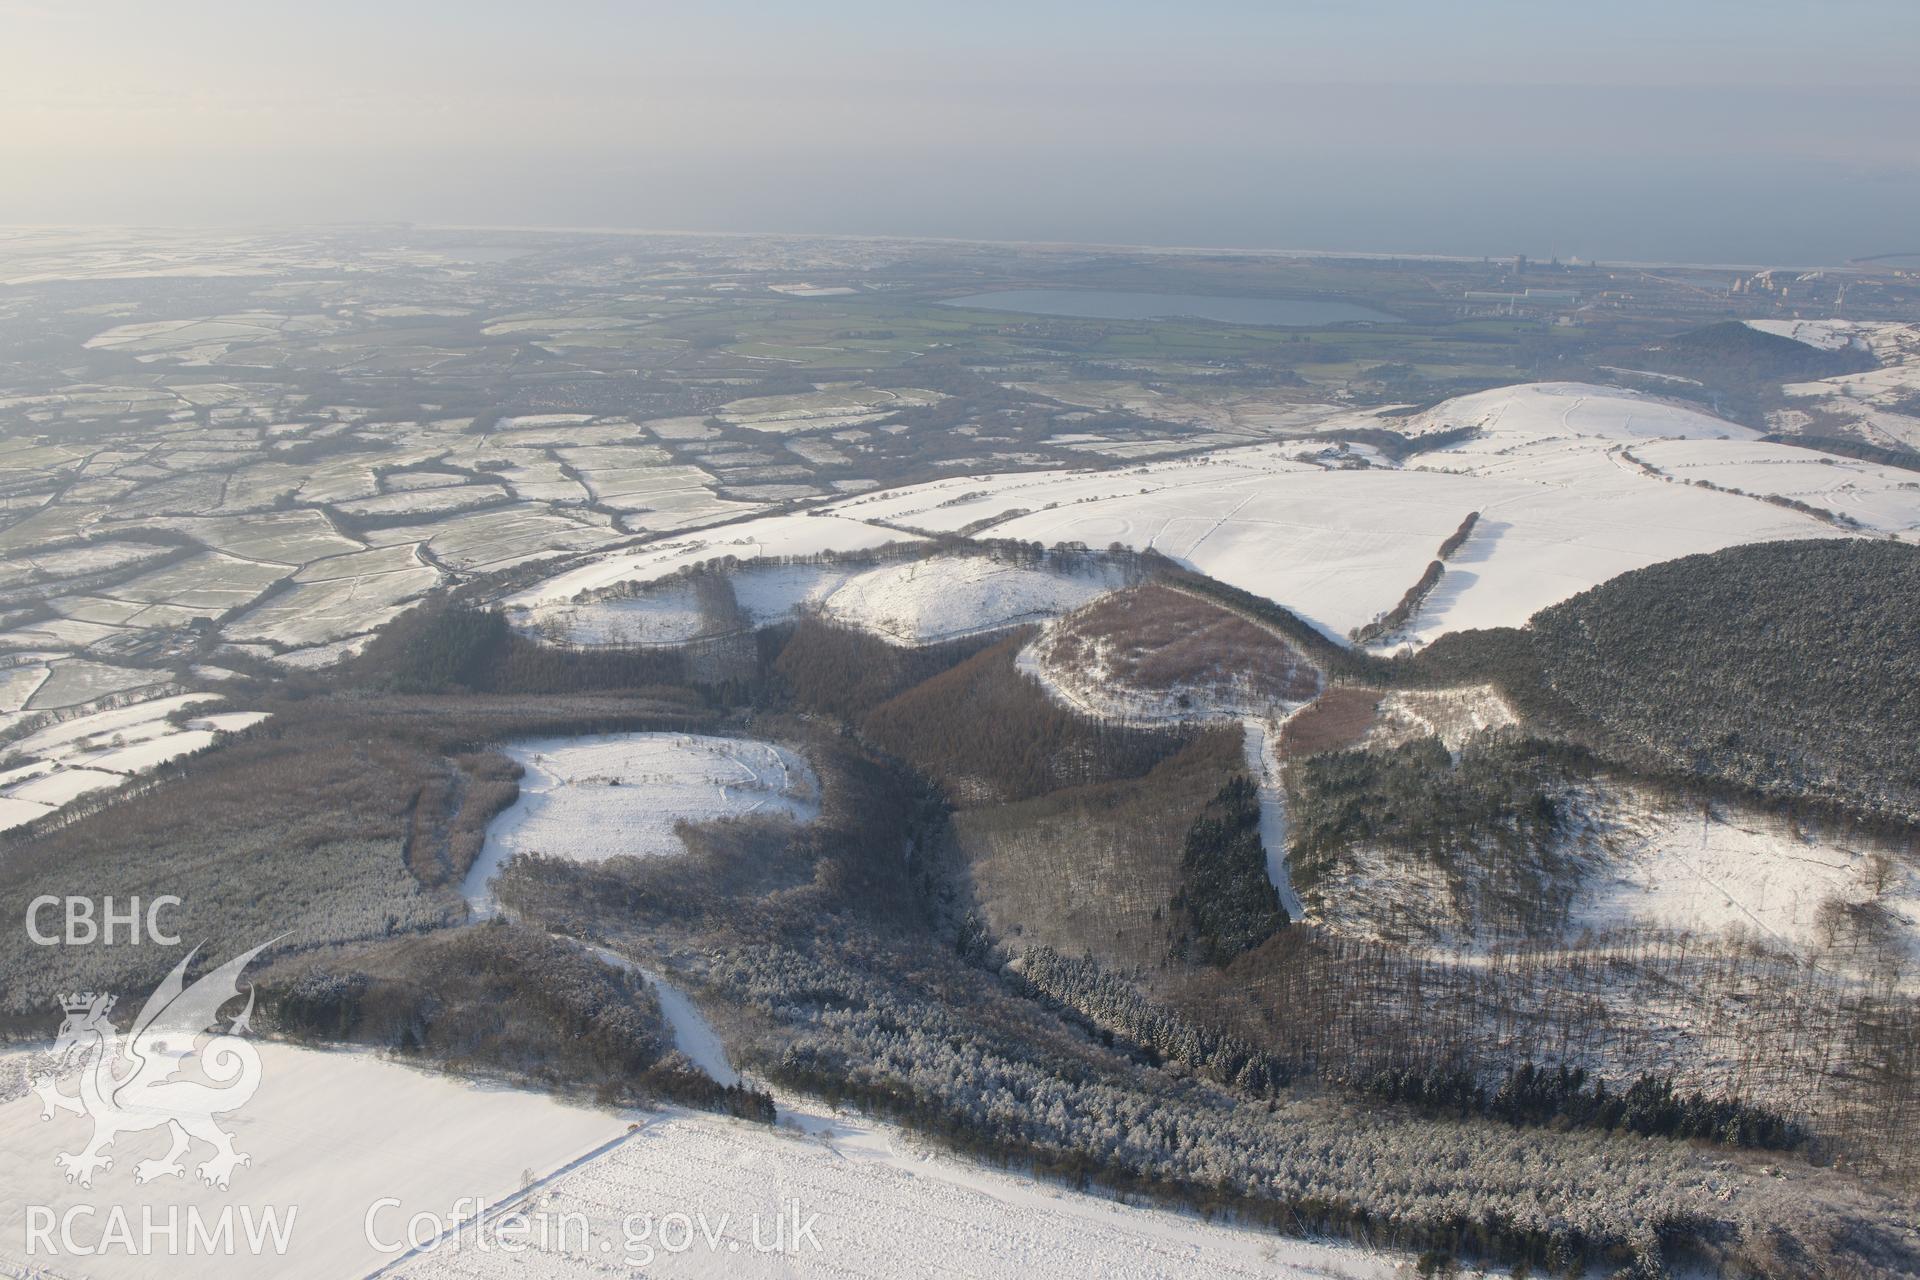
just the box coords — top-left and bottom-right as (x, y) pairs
(34, 940), (274, 1191)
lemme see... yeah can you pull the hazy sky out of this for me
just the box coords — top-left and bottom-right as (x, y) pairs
(3, 1), (1916, 263)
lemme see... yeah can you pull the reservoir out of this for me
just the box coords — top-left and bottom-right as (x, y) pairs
(944, 289), (1400, 326)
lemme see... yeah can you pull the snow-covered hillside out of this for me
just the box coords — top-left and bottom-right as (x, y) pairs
(386, 1097), (1415, 1280)
(0, 1037), (1442, 1280)
(824, 411), (1836, 644)
(0, 1043), (630, 1280)
(1629, 438), (1920, 540)
(814, 555), (1125, 645)
(1403, 380), (1758, 442)
(1745, 319), (1872, 352)
(1770, 321), (1920, 450)
(497, 380), (1897, 652)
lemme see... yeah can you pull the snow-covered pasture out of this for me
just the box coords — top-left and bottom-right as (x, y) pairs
(386, 1097), (1417, 1280)
(0, 539), (170, 589)
(0, 1043), (630, 1280)
(0, 1037), (1435, 1280)
(59, 550), (290, 622)
(0, 694), (268, 831)
(361, 502), (621, 574)
(79, 311), (338, 365)
(877, 454), (1827, 645)
(1015, 379), (1355, 436)
(333, 484), (508, 519)
(223, 544), (440, 648)
(814, 554), (1126, 645)
(529, 578), (721, 647)
(1629, 438), (1920, 539)
(14, 658), (167, 712)
(461, 734), (820, 914)
(525, 563), (858, 647)
(824, 382), (1850, 645)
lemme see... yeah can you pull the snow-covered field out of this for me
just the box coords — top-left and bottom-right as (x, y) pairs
(1015, 380), (1354, 436)
(223, 545), (441, 649)
(817, 382), (1853, 645)
(361, 502), (621, 573)
(333, 485), (508, 520)
(9, 658), (166, 713)
(80, 311), (341, 365)
(461, 734), (820, 914)
(0, 694), (267, 831)
(51, 551), (289, 628)
(527, 578), (720, 647)
(0, 1035), (1431, 1280)
(385, 1098), (1418, 1280)
(1745, 319), (1871, 352)
(0, 540), (170, 589)
(525, 563), (860, 646)
(845, 455), (1825, 646)
(1629, 438), (1920, 539)
(0, 1043), (631, 1280)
